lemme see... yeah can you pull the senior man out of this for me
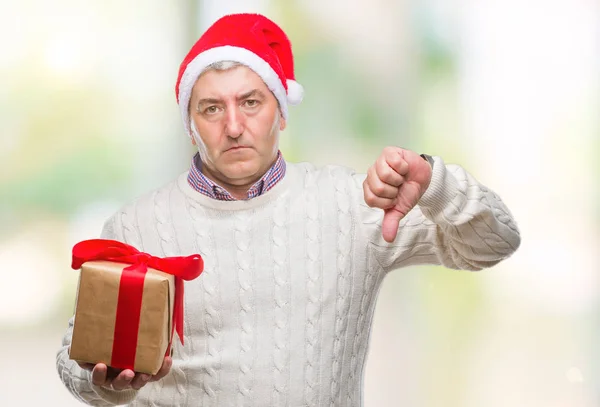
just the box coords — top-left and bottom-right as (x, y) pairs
(56, 13), (520, 407)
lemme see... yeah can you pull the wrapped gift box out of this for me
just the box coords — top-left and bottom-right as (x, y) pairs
(68, 239), (203, 375)
(69, 260), (175, 375)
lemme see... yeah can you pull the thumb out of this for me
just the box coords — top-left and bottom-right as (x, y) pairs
(381, 208), (404, 243)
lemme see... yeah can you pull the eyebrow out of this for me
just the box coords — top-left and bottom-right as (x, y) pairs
(238, 89), (265, 100)
(196, 98), (222, 106)
(196, 89), (266, 108)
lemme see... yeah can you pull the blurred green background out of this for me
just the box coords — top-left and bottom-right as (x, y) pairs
(1, 0), (598, 406)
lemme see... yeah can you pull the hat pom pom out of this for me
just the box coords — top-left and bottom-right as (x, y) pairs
(286, 79), (304, 105)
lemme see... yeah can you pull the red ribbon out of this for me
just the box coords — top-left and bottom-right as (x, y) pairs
(71, 239), (203, 371)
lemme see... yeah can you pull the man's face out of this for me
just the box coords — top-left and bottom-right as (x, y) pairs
(189, 65), (286, 187)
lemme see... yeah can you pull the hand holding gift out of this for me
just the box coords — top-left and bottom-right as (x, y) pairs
(68, 239), (204, 386)
(76, 356), (172, 390)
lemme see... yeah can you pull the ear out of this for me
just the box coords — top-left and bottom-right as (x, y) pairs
(279, 114), (287, 131)
(191, 135), (197, 145)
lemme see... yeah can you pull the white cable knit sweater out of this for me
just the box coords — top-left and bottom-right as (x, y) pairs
(56, 157), (520, 407)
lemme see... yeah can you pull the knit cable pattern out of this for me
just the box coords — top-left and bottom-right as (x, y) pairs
(187, 199), (222, 404)
(235, 210), (256, 406)
(271, 196), (291, 406)
(120, 203), (143, 250)
(150, 185), (188, 406)
(347, 261), (385, 405)
(304, 171), (323, 407)
(330, 177), (353, 406)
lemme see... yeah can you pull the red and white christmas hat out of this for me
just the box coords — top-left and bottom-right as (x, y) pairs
(175, 13), (304, 135)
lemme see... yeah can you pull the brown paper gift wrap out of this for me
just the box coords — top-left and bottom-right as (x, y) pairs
(69, 260), (174, 375)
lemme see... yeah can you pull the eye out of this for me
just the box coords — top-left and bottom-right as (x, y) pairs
(204, 106), (218, 114)
(244, 99), (259, 108)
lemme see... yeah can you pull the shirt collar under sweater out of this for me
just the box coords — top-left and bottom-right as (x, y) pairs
(187, 150), (286, 201)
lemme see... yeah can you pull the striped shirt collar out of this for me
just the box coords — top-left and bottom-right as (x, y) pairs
(187, 150), (286, 201)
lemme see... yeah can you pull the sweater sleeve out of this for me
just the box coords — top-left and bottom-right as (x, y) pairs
(55, 213), (139, 406)
(355, 156), (521, 272)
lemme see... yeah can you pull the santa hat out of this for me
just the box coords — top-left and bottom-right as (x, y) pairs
(175, 13), (304, 136)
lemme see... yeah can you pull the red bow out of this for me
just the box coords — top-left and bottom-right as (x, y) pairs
(72, 239), (203, 370)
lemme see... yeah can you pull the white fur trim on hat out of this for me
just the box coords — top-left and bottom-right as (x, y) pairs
(286, 79), (304, 105)
(178, 45), (292, 136)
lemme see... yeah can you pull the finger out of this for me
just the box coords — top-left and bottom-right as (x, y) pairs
(382, 208), (406, 243)
(384, 149), (409, 176)
(91, 364), (109, 387)
(130, 373), (151, 390)
(367, 167), (399, 199)
(363, 183), (396, 209)
(106, 366), (122, 381)
(375, 156), (404, 186)
(77, 362), (96, 371)
(150, 356), (173, 382)
(111, 369), (135, 390)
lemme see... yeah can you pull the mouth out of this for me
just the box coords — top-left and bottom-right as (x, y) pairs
(226, 146), (249, 152)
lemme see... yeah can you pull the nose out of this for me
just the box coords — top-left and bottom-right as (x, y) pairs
(224, 105), (245, 139)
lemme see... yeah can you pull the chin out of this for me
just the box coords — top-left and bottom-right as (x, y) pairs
(221, 161), (261, 181)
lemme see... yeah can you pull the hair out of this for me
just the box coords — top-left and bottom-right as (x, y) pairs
(202, 60), (242, 74)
